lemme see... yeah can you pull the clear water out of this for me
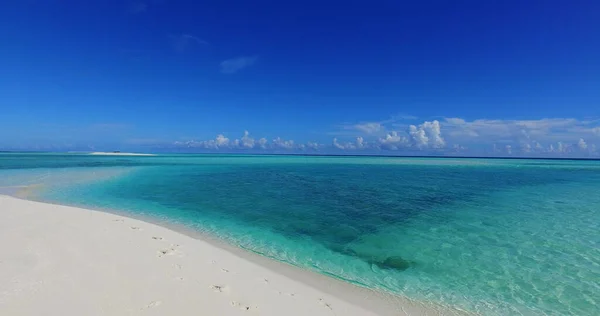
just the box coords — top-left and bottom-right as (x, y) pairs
(1, 153), (599, 315)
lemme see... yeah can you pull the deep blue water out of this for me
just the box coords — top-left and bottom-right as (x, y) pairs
(1, 153), (599, 315)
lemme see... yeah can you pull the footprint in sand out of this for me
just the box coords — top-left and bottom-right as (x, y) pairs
(210, 285), (229, 293)
(318, 298), (333, 310)
(230, 301), (255, 311)
(152, 236), (163, 240)
(130, 226), (141, 230)
(157, 244), (181, 257)
(141, 300), (162, 310)
(112, 219), (124, 222)
(221, 268), (229, 273)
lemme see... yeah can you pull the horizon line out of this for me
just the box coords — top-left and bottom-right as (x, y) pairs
(1, 150), (599, 161)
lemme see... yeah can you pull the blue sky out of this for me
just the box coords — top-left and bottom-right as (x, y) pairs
(1, 0), (599, 156)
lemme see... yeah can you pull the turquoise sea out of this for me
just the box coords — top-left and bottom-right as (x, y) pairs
(1, 153), (599, 315)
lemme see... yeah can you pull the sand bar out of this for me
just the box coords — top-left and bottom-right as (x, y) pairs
(0, 195), (462, 315)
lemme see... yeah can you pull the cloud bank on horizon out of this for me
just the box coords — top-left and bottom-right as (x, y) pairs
(5, 116), (597, 158)
(167, 116), (600, 157)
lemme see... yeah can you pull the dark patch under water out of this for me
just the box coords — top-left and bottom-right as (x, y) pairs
(96, 163), (591, 272)
(372, 256), (413, 271)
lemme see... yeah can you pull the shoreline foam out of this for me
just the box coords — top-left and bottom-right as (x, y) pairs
(0, 195), (467, 315)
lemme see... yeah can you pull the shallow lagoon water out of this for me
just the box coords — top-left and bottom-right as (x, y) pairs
(1, 153), (599, 315)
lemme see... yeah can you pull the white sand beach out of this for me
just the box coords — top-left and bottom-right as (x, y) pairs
(0, 195), (457, 316)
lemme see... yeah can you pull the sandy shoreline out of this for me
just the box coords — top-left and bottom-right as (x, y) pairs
(0, 195), (465, 315)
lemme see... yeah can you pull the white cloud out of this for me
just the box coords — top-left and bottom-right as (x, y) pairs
(353, 122), (383, 134)
(452, 144), (466, 153)
(511, 137), (600, 156)
(257, 137), (268, 149)
(272, 137), (295, 149)
(335, 115), (418, 137)
(333, 137), (362, 150)
(331, 116), (600, 156)
(240, 130), (255, 148)
(333, 138), (351, 150)
(220, 56), (258, 74)
(557, 142), (568, 153)
(297, 142), (322, 151)
(548, 141), (569, 154)
(408, 120), (445, 149)
(177, 131), (292, 150)
(179, 134), (229, 149)
(408, 125), (428, 149)
(439, 117), (600, 156)
(445, 117), (466, 125)
(332, 136), (375, 150)
(304, 142), (321, 150)
(356, 136), (365, 149)
(169, 116), (600, 157)
(444, 117), (599, 144)
(333, 120), (446, 151)
(424, 120), (445, 148)
(577, 138), (588, 150)
(215, 134), (230, 147)
(174, 131), (326, 152)
(378, 131), (407, 150)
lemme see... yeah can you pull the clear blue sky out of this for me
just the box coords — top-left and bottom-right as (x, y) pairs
(1, 0), (599, 156)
